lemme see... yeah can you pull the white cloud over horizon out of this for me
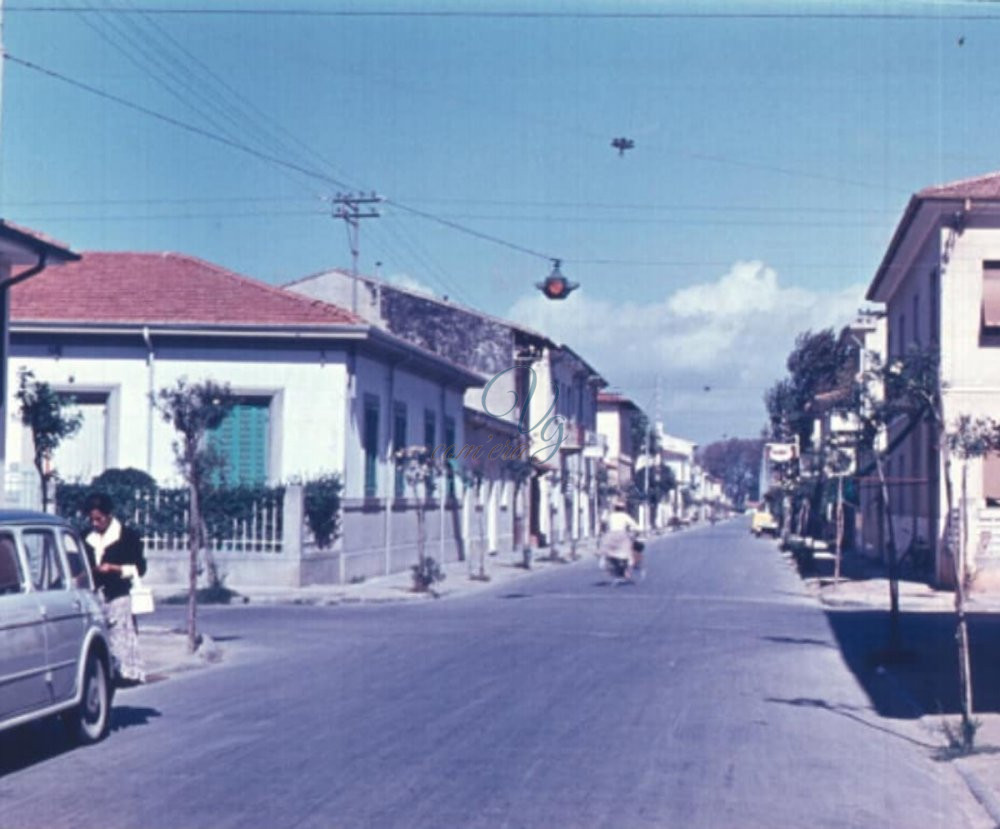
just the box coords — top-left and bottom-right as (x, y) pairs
(387, 272), (436, 296)
(506, 261), (865, 443)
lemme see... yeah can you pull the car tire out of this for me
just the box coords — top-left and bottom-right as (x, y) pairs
(64, 651), (111, 744)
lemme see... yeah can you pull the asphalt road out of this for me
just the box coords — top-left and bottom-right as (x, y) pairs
(0, 521), (989, 829)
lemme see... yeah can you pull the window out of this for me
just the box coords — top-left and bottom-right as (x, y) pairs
(984, 452), (1000, 507)
(0, 533), (23, 595)
(393, 402), (407, 497)
(444, 415), (456, 499)
(424, 410), (437, 497)
(209, 397), (271, 485)
(62, 531), (92, 590)
(983, 262), (1000, 332)
(898, 313), (906, 355)
(912, 294), (920, 345)
(930, 269), (939, 345)
(363, 395), (380, 498)
(52, 391), (109, 482)
(22, 529), (65, 591)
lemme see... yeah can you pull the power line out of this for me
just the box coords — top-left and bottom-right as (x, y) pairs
(413, 213), (890, 228)
(3, 53), (354, 189)
(0, 194), (903, 215)
(393, 197), (901, 215)
(5, 5), (997, 20)
(384, 199), (553, 261)
(5, 52), (560, 263)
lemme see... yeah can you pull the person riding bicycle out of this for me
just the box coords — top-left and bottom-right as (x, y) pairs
(602, 499), (641, 580)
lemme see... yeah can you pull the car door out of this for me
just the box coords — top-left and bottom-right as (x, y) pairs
(21, 527), (86, 704)
(0, 531), (49, 718)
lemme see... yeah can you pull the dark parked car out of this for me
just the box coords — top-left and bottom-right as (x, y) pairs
(0, 511), (113, 744)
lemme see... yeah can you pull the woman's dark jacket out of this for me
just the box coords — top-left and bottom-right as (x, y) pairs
(84, 525), (147, 602)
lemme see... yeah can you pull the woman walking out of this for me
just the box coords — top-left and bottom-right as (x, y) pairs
(83, 492), (147, 686)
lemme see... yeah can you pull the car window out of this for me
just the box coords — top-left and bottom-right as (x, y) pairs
(22, 529), (66, 591)
(62, 531), (93, 590)
(0, 532), (23, 595)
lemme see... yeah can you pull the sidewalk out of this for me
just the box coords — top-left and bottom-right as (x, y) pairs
(137, 625), (225, 683)
(230, 539), (604, 606)
(783, 542), (1000, 826)
(149, 537), (609, 608)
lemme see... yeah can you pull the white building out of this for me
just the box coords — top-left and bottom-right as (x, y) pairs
(866, 170), (1000, 587)
(286, 268), (607, 557)
(9, 251), (481, 582)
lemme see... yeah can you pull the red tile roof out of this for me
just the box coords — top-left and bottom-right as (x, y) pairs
(10, 251), (361, 326)
(918, 170), (1000, 200)
(0, 221), (77, 259)
(598, 391), (639, 408)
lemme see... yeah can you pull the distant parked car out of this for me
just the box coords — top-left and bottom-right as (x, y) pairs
(750, 508), (779, 538)
(0, 511), (114, 744)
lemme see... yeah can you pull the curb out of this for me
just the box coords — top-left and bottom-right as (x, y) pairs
(954, 761), (1000, 828)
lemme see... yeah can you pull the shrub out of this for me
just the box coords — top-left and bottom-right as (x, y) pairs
(304, 474), (343, 548)
(412, 556), (445, 591)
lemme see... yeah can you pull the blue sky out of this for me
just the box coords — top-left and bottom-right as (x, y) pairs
(0, 1), (995, 443)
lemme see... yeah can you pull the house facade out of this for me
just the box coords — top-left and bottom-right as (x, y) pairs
(866, 171), (1000, 587)
(0, 222), (80, 491)
(658, 431), (698, 523)
(286, 268), (608, 557)
(596, 392), (641, 495)
(8, 251), (481, 584)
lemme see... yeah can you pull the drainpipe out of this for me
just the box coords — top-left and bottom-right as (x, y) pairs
(384, 362), (396, 576)
(0, 251), (49, 497)
(439, 383), (447, 564)
(142, 326), (155, 474)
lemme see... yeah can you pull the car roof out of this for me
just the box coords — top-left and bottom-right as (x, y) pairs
(0, 510), (73, 527)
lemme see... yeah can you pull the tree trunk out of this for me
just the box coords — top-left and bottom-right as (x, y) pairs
(874, 452), (901, 652)
(416, 500), (426, 586)
(34, 457), (47, 512)
(834, 475), (844, 585)
(956, 458), (975, 748)
(187, 479), (201, 654)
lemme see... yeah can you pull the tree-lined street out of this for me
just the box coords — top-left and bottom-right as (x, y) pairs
(0, 521), (987, 829)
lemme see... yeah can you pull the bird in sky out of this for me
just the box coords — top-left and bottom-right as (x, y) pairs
(611, 137), (635, 157)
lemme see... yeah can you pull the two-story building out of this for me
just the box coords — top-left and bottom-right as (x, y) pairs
(866, 170), (1000, 587)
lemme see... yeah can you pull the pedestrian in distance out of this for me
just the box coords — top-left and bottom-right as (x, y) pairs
(83, 491), (147, 687)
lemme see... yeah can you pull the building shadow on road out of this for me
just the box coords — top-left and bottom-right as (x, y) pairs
(823, 609), (1000, 719)
(764, 695), (940, 750)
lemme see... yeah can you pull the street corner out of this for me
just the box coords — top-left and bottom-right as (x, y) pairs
(138, 626), (226, 683)
(810, 576), (956, 611)
(918, 713), (1000, 829)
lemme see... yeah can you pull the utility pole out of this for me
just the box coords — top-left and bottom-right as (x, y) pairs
(332, 192), (380, 314)
(644, 376), (659, 530)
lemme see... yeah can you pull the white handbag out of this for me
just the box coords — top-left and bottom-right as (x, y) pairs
(130, 576), (156, 615)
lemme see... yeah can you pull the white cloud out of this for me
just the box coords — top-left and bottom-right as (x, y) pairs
(506, 261), (865, 442)
(388, 272), (436, 296)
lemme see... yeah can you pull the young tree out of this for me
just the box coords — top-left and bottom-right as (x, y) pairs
(154, 378), (234, 652)
(15, 369), (83, 511)
(395, 445), (444, 592)
(945, 415), (1000, 750)
(845, 345), (993, 749)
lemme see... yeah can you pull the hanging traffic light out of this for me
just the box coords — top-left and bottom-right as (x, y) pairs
(536, 259), (579, 300)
